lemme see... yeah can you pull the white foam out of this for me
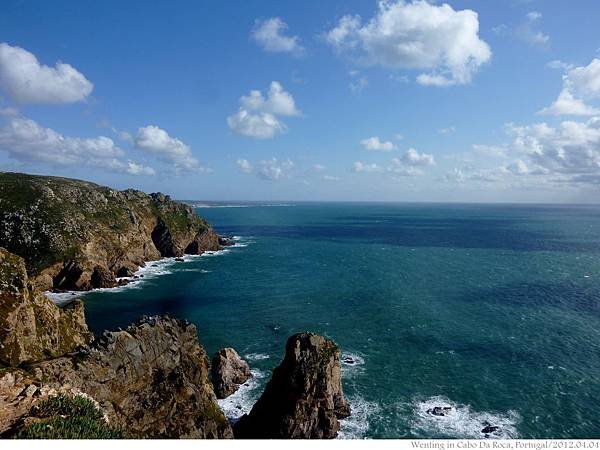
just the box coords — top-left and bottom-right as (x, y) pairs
(411, 395), (519, 439)
(341, 352), (366, 378)
(217, 369), (266, 421)
(337, 394), (380, 439)
(244, 353), (270, 361)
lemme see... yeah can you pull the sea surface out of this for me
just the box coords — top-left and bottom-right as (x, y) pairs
(76, 203), (600, 438)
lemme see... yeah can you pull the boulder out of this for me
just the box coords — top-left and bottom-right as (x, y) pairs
(90, 265), (117, 289)
(234, 332), (350, 439)
(211, 348), (251, 399)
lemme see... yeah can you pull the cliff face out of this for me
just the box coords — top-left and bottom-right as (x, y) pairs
(31, 317), (233, 438)
(0, 248), (91, 366)
(0, 248), (232, 438)
(0, 172), (220, 291)
(234, 332), (351, 439)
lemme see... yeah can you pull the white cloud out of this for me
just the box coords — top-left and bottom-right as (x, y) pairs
(0, 115), (153, 176)
(361, 136), (396, 151)
(472, 144), (508, 158)
(514, 11), (550, 46)
(505, 159), (530, 175)
(251, 18), (304, 55)
(388, 158), (424, 176)
(438, 126), (456, 135)
(227, 82), (300, 139)
(257, 158), (294, 180)
(401, 148), (435, 166)
(236, 158), (253, 173)
(351, 161), (381, 173)
(313, 164), (325, 171)
(0, 42), (93, 104)
(237, 157), (295, 180)
(134, 125), (202, 172)
(508, 118), (600, 179)
(323, 175), (340, 181)
(325, 0), (491, 86)
(539, 59), (600, 116)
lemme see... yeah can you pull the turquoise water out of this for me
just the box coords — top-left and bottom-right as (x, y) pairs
(80, 203), (600, 438)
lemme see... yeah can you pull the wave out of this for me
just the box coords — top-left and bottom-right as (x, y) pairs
(46, 240), (250, 305)
(341, 352), (366, 378)
(410, 395), (519, 439)
(244, 353), (270, 361)
(338, 394), (380, 439)
(217, 369), (266, 422)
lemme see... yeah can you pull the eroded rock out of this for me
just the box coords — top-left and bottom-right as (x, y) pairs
(234, 332), (350, 439)
(211, 348), (251, 399)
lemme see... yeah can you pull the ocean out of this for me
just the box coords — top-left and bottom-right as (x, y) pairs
(76, 202), (600, 438)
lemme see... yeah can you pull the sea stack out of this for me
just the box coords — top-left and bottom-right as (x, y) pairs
(211, 348), (252, 399)
(234, 332), (351, 439)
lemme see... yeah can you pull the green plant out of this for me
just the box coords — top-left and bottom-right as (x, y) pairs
(15, 394), (126, 439)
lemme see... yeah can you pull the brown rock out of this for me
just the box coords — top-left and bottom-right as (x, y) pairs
(90, 265), (117, 289)
(234, 332), (350, 439)
(0, 248), (92, 367)
(31, 316), (233, 439)
(211, 348), (252, 399)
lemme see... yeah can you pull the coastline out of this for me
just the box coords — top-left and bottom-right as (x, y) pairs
(45, 237), (249, 306)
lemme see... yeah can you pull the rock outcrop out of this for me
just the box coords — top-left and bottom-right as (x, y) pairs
(211, 348), (252, 399)
(0, 248), (91, 366)
(31, 316), (233, 438)
(0, 172), (221, 291)
(234, 332), (350, 439)
(0, 249), (232, 438)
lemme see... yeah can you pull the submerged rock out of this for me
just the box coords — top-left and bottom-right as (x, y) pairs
(234, 332), (350, 439)
(211, 348), (252, 399)
(427, 406), (453, 417)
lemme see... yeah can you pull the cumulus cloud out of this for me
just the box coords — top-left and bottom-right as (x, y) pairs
(134, 125), (203, 172)
(227, 82), (300, 139)
(351, 161), (381, 173)
(325, 0), (491, 86)
(400, 148), (435, 166)
(256, 158), (294, 180)
(361, 136), (396, 151)
(236, 157), (295, 180)
(236, 158), (253, 173)
(388, 158), (424, 176)
(539, 59), (600, 116)
(251, 18), (304, 55)
(0, 43), (93, 104)
(0, 115), (154, 175)
(507, 117), (600, 180)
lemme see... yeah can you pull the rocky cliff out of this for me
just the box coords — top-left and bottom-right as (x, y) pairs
(0, 172), (221, 291)
(234, 332), (351, 439)
(0, 249), (232, 438)
(0, 248), (91, 366)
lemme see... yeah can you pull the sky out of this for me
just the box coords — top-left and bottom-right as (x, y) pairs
(1, 0), (600, 203)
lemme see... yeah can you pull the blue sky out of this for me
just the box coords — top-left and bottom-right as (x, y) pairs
(1, 1), (600, 202)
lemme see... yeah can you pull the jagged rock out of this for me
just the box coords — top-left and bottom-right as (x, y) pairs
(427, 406), (452, 417)
(0, 172), (222, 291)
(30, 316), (233, 439)
(211, 348), (252, 399)
(234, 332), (350, 439)
(0, 248), (92, 366)
(90, 265), (117, 289)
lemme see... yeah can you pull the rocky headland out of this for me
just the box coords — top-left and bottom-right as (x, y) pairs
(0, 172), (351, 439)
(0, 172), (221, 291)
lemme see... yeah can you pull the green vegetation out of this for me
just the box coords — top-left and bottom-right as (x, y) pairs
(15, 394), (126, 439)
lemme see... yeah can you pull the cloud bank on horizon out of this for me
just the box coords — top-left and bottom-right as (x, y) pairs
(0, 0), (600, 202)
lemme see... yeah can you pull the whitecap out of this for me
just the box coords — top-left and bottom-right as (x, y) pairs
(411, 395), (519, 439)
(337, 394), (379, 439)
(244, 353), (270, 361)
(341, 352), (366, 378)
(217, 369), (266, 421)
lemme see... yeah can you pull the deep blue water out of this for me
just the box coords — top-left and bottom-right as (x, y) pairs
(80, 203), (600, 438)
